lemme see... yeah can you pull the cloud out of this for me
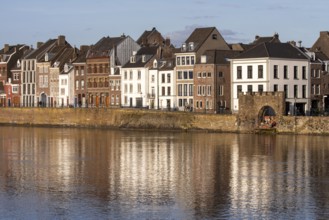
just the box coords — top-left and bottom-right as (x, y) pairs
(165, 25), (205, 47)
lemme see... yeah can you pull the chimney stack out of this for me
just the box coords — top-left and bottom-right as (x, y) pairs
(4, 44), (9, 53)
(57, 35), (65, 46)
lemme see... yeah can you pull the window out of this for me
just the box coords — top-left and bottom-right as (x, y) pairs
(184, 71), (188, 79)
(316, 85), (320, 95)
(12, 86), (19, 93)
(191, 56), (195, 65)
(178, 71), (182, 79)
(189, 70), (193, 79)
(207, 72), (211, 77)
(167, 87), (171, 96)
(273, 84), (278, 92)
(294, 66), (298, 79)
(151, 74), (155, 83)
(258, 65), (263, 78)
(258, 84), (263, 92)
(182, 57), (185, 65)
(167, 74), (171, 83)
(203, 72), (207, 78)
(189, 84), (193, 96)
(284, 65), (288, 79)
(237, 85), (242, 98)
(197, 72), (201, 78)
(183, 84), (188, 96)
(129, 84), (133, 93)
(302, 85), (306, 98)
(61, 88), (65, 95)
(177, 57), (181, 65)
(130, 71), (133, 80)
(76, 80), (79, 90)
(178, 84), (182, 96)
(218, 72), (223, 77)
(219, 85), (224, 96)
(162, 87), (165, 96)
(284, 85), (288, 98)
(81, 67), (84, 75)
(247, 85), (253, 93)
(274, 65), (278, 79)
(124, 71), (127, 79)
(294, 85), (298, 98)
(207, 85), (211, 96)
(237, 66), (242, 79)
(247, 66), (252, 79)
(302, 66), (306, 79)
(186, 56), (190, 65)
(138, 71), (141, 80)
(162, 74), (165, 83)
(81, 80), (85, 88)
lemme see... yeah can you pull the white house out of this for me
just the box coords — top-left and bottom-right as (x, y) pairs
(121, 46), (159, 108)
(58, 63), (75, 107)
(231, 42), (310, 115)
(149, 58), (177, 110)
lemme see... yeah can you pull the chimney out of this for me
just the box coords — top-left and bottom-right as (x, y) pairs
(255, 35), (259, 40)
(4, 44), (9, 53)
(37, 42), (43, 49)
(57, 35), (65, 46)
(80, 45), (90, 52)
(165, 37), (171, 46)
(298, 41), (302, 47)
(274, 33), (279, 39)
(320, 31), (329, 37)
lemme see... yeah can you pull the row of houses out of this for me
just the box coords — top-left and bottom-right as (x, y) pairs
(1, 27), (329, 115)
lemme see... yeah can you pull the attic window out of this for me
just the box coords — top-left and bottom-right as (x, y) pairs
(188, 42), (194, 51)
(181, 43), (186, 51)
(153, 60), (157, 68)
(130, 55), (136, 63)
(142, 55), (146, 63)
(212, 34), (217, 40)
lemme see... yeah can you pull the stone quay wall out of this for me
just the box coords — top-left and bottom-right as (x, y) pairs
(0, 108), (329, 135)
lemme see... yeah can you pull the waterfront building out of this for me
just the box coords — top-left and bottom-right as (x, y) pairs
(175, 27), (230, 111)
(72, 46), (89, 107)
(35, 36), (75, 107)
(86, 35), (140, 107)
(58, 63), (75, 107)
(194, 50), (240, 114)
(231, 42), (310, 115)
(0, 44), (29, 106)
(121, 46), (160, 108)
(149, 58), (177, 110)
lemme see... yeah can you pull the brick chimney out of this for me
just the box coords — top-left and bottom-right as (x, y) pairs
(320, 31), (329, 37)
(37, 42), (43, 49)
(4, 44), (9, 53)
(57, 35), (66, 46)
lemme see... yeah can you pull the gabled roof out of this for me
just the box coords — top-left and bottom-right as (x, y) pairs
(137, 27), (165, 46)
(0, 44), (26, 62)
(24, 39), (57, 60)
(233, 42), (308, 60)
(311, 31), (329, 58)
(122, 46), (158, 68)
(87, 36), (126, 58)
(184, 27), (216, 51)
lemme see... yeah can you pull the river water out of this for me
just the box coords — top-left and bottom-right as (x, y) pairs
(0, 126), (328, 219)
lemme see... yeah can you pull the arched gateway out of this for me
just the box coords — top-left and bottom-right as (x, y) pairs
(238, 92), (285, 130)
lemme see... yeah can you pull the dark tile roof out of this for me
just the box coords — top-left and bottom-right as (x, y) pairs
(73, 49), (88, 63)
(136, 27), (164, 46)
(250, 33), (281, 45)
(52, 48), (76, 70)
(315, 51), (329, 61)
(87, 36), (126, 58)
(233, 42), (308, 60)
(136, 46), (158, 55)
(184, 27), (216, 51)
(24, 39), (57, 60)
(122, 46), (159, 68)
(0, 44), (26, 62)
(199, 50), (241, 64)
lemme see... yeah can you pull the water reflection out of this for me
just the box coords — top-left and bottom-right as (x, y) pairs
(0, 127), (329, 219)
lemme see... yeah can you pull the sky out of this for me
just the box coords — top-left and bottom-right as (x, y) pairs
(1, 0), (328, 49)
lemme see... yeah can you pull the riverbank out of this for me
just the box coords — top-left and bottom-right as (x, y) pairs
(0, 108), (329, 135)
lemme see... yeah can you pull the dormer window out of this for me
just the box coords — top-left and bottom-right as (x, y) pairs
(130, 55), (136, 63)
(181, 43), (186, 52)
(212, 34), (217, 39)
(142, 55), (146, 63)
(153, 60), (158, 68)
(188, 42), (194, 51)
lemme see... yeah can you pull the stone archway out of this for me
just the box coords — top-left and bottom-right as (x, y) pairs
(258, 105), (277, 128)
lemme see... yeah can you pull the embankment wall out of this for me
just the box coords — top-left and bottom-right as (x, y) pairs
(0, 108), (329, 135)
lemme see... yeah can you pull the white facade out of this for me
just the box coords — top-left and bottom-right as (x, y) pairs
(231, 58), (310, 115)
(149, 60), (177, 110)
(58, 64), (75, 107)
(121, 67), (149, 108)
